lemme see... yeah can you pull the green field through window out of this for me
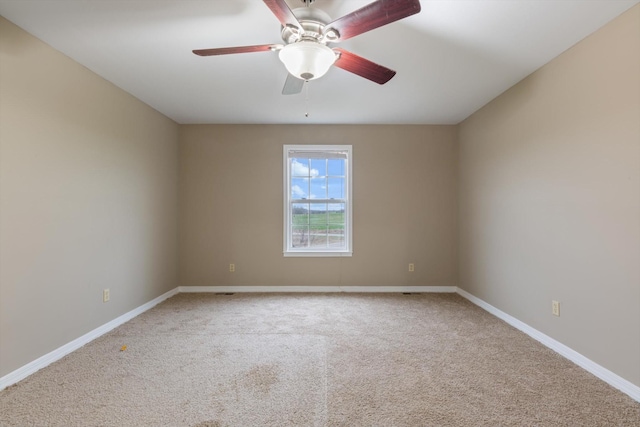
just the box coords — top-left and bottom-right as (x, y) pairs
(292, 211), (345, 230)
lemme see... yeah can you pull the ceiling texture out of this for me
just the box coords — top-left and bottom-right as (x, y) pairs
(1, 0), (638, 125)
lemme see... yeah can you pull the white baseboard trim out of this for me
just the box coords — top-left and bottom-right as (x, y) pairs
(178, 285), (457, 293)
(0, 287), (179, 391)
(456, 287), (640, 403)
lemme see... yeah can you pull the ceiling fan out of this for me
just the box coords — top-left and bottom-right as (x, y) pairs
(193, 0), (421, 95)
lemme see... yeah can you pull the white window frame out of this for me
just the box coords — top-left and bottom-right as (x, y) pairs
(283, 144), (353, 257)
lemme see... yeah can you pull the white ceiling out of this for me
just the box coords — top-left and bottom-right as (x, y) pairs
(1, 0), (637, 124)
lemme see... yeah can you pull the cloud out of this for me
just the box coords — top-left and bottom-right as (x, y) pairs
(291, 185), (306, 198)
(292, 159), (319, 177)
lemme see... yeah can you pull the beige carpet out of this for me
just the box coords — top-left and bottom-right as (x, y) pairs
(0, 293), (638, 426)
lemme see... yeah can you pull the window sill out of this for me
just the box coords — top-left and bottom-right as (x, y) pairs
(284, 251), (353, 257)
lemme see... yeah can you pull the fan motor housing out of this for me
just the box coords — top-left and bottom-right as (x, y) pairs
(281, 7), (334, 44)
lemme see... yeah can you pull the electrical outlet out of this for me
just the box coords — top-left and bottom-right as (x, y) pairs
(103, 289), (110, 303)
(552, 300), (560, 316)
(229, 263), (235, 272)
(408, 263), (414, 272)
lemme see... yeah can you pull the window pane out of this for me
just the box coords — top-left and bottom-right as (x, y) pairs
(310, 158), (327, 177)
(291, 158), (312, 177)
(309, 229), (328, 248)
(309, 177), (327, 199)
(326, 203), (345, 248)
(327, 232), (345, 249)
(291, 178), (308, 199)
(291, 226), (309, 248)
(309, 203), (327, 228)
(328, 159), (345, 176)
(308, 204), (326, 248)
(328, 202), (344, 211)
(328, 203), (345, 238)
(292, 203), (309, 227)
(328, 177), (345, 199)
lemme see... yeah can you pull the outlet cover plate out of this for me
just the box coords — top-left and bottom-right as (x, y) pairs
(552, 300), (560, 316)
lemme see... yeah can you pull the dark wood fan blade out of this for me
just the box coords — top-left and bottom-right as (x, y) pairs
(282, 73), (305, 95)
(263, 0), (302, 29)
(333, 48), (396, 84)
(325, 0), (421, 41)
(193, 44), (281, 56)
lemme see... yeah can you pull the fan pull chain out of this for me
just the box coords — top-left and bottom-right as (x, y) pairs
(304, 81), (310, 118)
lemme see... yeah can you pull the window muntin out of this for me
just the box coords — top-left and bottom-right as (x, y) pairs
(284, 145), (352, 256)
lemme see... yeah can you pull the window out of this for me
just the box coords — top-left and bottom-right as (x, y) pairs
(283, 145), (352, 257)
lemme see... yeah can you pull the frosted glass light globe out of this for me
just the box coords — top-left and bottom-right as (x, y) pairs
(279, 41), (337, 81)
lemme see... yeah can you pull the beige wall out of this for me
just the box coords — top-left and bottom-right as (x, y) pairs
(179, 125), (457, 288)
(0, 17), (179, 377)
(458, 5), (640, 387)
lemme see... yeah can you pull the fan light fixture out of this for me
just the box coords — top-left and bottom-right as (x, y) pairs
(193, 0), (422, 93)
(278, 41), (336, 81)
